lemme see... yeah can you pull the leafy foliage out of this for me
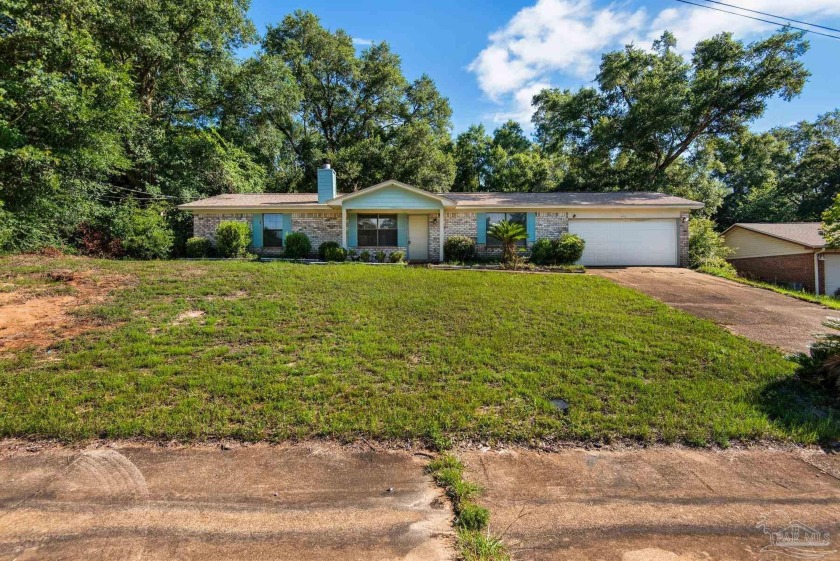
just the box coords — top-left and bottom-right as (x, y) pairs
(112, 204), (174, 260)
(688, 217), (733, 270)
(444, 235), (476, 262)
(318, 241), (341, 261)
(530, 234), (585, 266)
(488, 220), (527, 266)
(794, 318), (840, 400)
(323, 245), (347, 262)
(283, 232), (312, 259)
(215, 221), (250, 258)
(389, 250), (405, 263)
(186, 237), (211, 258)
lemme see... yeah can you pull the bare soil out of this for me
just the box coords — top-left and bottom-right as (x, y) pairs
(0, 440), (453, 561)
(0, 265), (132, 352)
(462, 446), (840, 561)
(590, 267), (833, 353)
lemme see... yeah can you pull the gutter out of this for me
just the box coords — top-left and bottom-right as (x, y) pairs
(815, 249), (825, 295)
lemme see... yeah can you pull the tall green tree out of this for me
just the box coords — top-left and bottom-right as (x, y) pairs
(532, 29), (810, 212)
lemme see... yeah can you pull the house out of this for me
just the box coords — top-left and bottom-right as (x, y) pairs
(178, 163), (703, 266)
(722, 222), (840, 295)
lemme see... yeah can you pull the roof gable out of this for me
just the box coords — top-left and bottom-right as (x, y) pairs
(327, 180), (455, 210)
(722, 223), (826, 248)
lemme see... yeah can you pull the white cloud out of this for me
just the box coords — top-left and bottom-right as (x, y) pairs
(352, 37), (374, 47)
(471, 0), (840, 130)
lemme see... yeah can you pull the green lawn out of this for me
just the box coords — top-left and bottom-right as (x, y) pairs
(1, 257), (837, 445)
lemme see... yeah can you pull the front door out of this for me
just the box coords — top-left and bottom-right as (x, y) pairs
(408, 215), (429, 261)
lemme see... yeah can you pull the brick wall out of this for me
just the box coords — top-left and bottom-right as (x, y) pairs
(193, 213), (251, 244)
(728, 253), (816, 292)
(536, 212), (569, 239)
(679, 212), (690, 268)
(292, 212), (341, 253)
(442, 211), (570, 260)
(428, 213), (441, 262)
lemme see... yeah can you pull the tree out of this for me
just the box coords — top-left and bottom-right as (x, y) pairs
(488, 220), (527, 265)
(532, 29), (810, 209)
(821, 193), (840, 248)
(259, 11), (455, 191)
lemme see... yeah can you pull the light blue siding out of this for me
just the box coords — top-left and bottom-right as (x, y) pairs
(318, 167), (337, 203)
(397, 214), (408, 247)
(251, 214), (263, 248)
(476, 212), (487, 244)
(348, 213), (358, 247)
(526, 212), (536, 243)
(342, 185), (444, 210)
(282, 214), (293, 239)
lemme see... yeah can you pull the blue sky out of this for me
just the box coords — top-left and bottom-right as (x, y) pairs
(247, 0), (840, 136)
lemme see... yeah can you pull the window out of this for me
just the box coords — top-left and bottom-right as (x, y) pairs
(357, 214), (398, 247)
(486, 212), (526, 246)
(263, 214), (284, 248)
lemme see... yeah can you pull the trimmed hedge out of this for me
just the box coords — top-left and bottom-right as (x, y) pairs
(284, 232), (312, 259)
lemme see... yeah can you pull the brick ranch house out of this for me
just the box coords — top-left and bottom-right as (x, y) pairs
(723, 222), (840, 295)
(179, 163), (703, 266)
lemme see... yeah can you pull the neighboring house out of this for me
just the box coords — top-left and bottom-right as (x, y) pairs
(722, 222), (840, 295)
(178, 163), (703, 266)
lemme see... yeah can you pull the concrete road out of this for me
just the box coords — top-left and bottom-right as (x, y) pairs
(0, 442), (453, 561)
(590, 267), (835, 353)
(463, 447), (840, 561)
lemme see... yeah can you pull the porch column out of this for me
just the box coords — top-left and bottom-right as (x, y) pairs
(438, 208), (444, 263)
(341, 207), (347, 249)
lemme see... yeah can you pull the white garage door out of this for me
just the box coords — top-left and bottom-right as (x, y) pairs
(569, 219), (678, 266)
(824, 254), (840, 296)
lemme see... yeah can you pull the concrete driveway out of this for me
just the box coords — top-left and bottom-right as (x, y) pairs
(590, 267), (836, 353)
(0, 441), (453, 561)
(463, 447), (840, 561)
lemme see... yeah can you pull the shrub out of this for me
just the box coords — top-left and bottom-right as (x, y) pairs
(554, 233), (585, 265)
(185, 237), (211, 258)
(323, 245), (347, 262)
(389, 250), (405, 263)
(359, 250), (371, 263)
(318, 241), (341, 261)
(444, 235), (475, 262)
(794, 318), (840, 400)
(689, 217), (733, 270)
(284, 232), (312, 259)
(112, 204), (174, 260)
(375, 250), (386, 263)
(530, 238), (554, 265)
(487, 220), (527, 265)
(76, 221), (124, 258)
(348, 249), (359, 261)
(530, 234), (585, 266)
(216, 221), (250, 258)
(457, 502), (490, 531)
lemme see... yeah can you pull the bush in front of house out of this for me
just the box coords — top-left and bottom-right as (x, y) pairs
(284, 232), (312, 259)
(794, 318), (840, 401)
(530, 234), (585, 265)
(318, 241), (341, 261)
(389, 250), (405, 263)
(359, 250), (371, 263)
(375, 250), (386, 263)
(689, 217), (734, 272)
(215, 221), (250, 258)
(112, 203), (175, 260)
(185, 236), (211, 258)
(554, 233), (585, 264)
(444, 235), (475, 263)
(323, 245), (347, 262)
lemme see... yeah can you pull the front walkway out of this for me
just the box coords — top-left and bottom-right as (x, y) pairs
(589, 267), (834, 353)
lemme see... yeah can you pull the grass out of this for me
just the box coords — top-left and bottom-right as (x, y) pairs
(700, 265), (840, 311)
(428, 453), (508, 561)
(0, 256), (838, 445)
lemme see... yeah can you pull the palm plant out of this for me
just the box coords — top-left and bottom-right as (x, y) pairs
(488, 220), (527, 266)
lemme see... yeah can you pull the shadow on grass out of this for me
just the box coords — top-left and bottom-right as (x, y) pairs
(759, 375), (840, 449)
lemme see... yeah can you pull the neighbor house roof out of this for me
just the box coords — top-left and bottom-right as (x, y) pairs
(723, 222), (827, 248)
(179, 188), (704, 211)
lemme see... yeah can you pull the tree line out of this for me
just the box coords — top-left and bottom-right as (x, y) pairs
(1, 1), (838, 256)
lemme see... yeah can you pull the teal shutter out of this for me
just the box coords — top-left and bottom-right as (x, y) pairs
(397, 214), (408, 247)
(251, 214), (263, 249)
(526, 212), (536, 244)
(282, 214), (293, 240)
(476, 213), (487, 244)
(348, 213), (357, 247)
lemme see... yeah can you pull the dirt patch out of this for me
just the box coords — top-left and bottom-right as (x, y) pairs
(172, 310), (206, 325)
(0, 269), (134, 352)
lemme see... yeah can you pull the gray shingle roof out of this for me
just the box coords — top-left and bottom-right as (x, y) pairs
(729, 222), (827, 248)
(179, 190), (703, 210)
